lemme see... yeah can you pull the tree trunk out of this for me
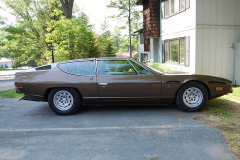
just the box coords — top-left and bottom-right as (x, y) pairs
(60, 0), (74, 19)
(128, 0), (132, 57)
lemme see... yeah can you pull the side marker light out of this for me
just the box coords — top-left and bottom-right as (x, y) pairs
(216, 87), (223, 91)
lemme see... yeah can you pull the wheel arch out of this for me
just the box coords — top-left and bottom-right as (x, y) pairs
(175, 80), (211, 101)
(44, 87), (83, 102)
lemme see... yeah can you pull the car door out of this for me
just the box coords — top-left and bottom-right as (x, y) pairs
(58, 60), (99, 104)
(96, 59), (162, 104)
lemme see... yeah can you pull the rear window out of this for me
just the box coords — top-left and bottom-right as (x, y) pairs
(59, 61), (95, 76)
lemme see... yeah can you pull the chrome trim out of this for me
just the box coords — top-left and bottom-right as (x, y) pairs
(99, 83), (108, 86)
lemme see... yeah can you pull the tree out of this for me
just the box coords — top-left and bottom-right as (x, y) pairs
(97, 20), (116, 57)
(46, 13), (100, 61)
(2, 0), (65, 66)
(103, 40), (116, 57)
(0, 30), (9, 57)
(60, 0), (74, 19)
(0, 6), (4, 25)
(108, 0), (141, 57)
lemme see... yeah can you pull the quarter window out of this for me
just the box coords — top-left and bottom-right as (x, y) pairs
(59, 61), (95, 75)
(98, 60), (137, 76)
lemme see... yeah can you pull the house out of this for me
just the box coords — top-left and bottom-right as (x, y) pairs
(136, 0), (240, 84)
(0, 57), (14, 68)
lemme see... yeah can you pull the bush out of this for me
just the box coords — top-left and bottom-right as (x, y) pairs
(145, 59), (176, 72)
(13, 61), (22, 69)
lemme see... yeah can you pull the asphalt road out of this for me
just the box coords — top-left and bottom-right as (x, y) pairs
(0, 70), (23, 92)
(0, 98), (238, 160)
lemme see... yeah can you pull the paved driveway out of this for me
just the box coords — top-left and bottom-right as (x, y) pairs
(0, 98), (237, 160)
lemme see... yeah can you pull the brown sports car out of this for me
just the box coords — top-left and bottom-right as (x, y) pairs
(15, 58), (232, 115)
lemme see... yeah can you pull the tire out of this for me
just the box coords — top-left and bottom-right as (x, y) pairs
(175, 82), (208, 112)
(48, 88), (81, 115)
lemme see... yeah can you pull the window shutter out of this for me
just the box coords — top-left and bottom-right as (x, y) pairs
(185, 36), (190, 67)
(186, 0), (190, 9)
(161, 0), (165, 18)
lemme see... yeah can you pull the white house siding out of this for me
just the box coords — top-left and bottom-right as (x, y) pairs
(150, 38), (159, 62)
(195, 0), (240, 81)
(161, 0), (197, 73)
(196, 0), (240, 26)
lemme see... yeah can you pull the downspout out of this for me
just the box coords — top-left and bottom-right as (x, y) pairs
(159, 0), (163, 63)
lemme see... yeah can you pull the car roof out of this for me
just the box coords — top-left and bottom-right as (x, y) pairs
(59, 57), (135, 63)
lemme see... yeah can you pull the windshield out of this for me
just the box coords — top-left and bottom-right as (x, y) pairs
(146, 65), (164, 75)
(132, 60), (164, 75)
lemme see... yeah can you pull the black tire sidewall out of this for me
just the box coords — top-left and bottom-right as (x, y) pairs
(176, 82), (208, 112)
(48, 88), (80, 115)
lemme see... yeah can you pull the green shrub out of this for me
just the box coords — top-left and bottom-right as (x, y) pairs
(145, 59), (177, 72)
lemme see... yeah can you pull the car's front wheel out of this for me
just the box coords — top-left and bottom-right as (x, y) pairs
(176, 82), (208, 112)
(48, 88), (80, 115)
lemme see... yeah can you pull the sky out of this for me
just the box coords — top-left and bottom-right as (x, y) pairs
(0, 0), (142, 35)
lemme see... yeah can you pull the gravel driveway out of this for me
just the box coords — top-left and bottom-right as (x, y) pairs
(0, 98), (238, 160)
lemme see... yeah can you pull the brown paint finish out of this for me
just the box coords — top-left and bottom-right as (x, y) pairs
(97, 75), (161, 104)
(15, 58), (232, 105)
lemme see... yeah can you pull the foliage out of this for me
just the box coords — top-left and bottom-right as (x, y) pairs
(107, 0), (142, 57)
(0, 89), (24, 98)
(0, 30), (9, 57)
(103, 40), (116, 57)
(97, 21), (116, 57)
(46, 13), (100, 61)
(1, 0), (65, 66)
(13, 60), (22, 69)
(1, 0), (113, 66)
(146, 59), (176, 72)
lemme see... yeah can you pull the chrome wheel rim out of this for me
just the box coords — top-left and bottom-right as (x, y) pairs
(53, 90), (74, 111)
(183, 87), (203, 108)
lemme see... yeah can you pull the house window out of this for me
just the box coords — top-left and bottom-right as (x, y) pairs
(140, 53), (149, 62)
(163, 0), (190, 18)
(180, 0), (186, 11)
(163, 37), (190, 67)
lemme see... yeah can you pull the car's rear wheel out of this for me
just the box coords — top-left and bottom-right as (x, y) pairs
(48, 88), (80, 115)
(176, 82), (208, 112)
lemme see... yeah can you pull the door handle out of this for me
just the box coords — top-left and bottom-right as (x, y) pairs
(99, 83), (108, 86)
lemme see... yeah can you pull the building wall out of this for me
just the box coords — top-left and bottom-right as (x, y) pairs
(162, 0), (196, 36)
(195, 0), (240, 81)
(161, 0), (197, 73)
(196, 0), (240, 26)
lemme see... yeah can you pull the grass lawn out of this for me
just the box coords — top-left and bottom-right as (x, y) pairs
(193, 87), (240, 157)
(0, 89), (24, 98)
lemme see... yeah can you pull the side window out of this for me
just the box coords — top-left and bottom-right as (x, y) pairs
(98, 60), (137, 76)
(59, 61), (95, 76)
(130, 60), (152, 75)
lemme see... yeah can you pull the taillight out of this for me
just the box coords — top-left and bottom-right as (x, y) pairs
(17, 85), (23, 88)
